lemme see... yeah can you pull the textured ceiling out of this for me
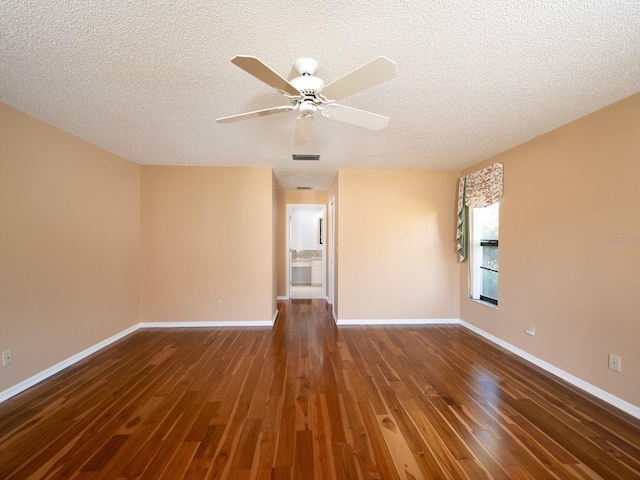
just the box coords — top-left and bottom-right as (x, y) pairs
(2, 1), (640, 190)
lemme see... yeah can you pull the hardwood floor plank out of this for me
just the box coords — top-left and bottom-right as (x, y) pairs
(81, 434), (130, 472)
(231, 419), (263, 470)
(251, 431), (276, 480)
(332, 441), (360, 480)
(1, 299), (639, 479)
(409, 408), (473, 479)
(376, 411), (427, 479)
(274, 404), (296, 468)
(358, 399), (402, 480)
(160, 441), (200, 479)
(341, 392), (380, 479)
(310, 393), (337, 480)
(193, 425), (226, 459)
(294, 428), (314, 479)
(115, 438), (162, 479)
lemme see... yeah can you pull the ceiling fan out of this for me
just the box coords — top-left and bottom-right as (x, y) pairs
(216, 55), (397, 146)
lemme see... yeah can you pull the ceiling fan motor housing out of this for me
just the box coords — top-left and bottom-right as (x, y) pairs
(290, 74), (325, 96)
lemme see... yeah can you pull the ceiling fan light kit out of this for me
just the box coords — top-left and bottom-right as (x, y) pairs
(216, 55), (397, 146)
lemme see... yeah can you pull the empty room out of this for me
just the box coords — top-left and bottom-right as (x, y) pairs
(1, 1), (639, 479)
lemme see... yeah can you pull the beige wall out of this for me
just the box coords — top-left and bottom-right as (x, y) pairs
(460, 92), (640, 407)
(0, 103), (140, 392)
(140, 166), (275, 323)
(276, 190), (327, 297)
(337, 169), (460, 320)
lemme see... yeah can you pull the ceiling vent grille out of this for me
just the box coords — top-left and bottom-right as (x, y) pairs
(292, 154), (320, 161)
(296, 186), (313, 190)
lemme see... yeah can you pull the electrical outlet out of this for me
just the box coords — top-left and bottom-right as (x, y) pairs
(2, 350), (13, 367)
(217, 299), (223, 308)
(525, 325), (535, 336)
(359, 299), (365, 307)
(608, 354), (622, 372)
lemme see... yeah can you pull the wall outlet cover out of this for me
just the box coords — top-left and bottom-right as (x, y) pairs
(608, 354), (622, 372)
(2, 350), (13, 367)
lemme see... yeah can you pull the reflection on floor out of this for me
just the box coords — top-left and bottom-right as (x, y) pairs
(290, 284), (324, 299)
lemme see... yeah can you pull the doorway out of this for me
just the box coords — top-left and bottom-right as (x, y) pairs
(286, 204), (326, 299)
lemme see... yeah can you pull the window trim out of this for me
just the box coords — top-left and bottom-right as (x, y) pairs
(469, 204), (499, 306)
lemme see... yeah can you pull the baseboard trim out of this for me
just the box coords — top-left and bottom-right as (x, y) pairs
(0, 316), (277, 405)
(0, 324), (141, 404)
(336, 318), (459, 326)
(138, 320), (274, 328)
(3, 317), (637, 420)
(459, 320), (640, 420)
(276, 296), (289, 301)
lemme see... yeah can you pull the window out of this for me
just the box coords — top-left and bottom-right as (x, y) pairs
(470, 202), (499, 305)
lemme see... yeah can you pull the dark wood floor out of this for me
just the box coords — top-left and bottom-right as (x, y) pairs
(1, 300), (639, 479)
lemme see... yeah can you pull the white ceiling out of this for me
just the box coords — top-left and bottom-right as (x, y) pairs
(2, 1), (640, 190)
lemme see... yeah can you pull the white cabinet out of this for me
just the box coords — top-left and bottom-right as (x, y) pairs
(311, 259), (322, 286)
(291, 260), (311, 284)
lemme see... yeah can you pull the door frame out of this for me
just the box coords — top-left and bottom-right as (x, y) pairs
(285, 204), (327, 300)
(328, 196), (335, 306)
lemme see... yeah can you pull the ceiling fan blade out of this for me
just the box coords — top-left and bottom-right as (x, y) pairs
(216, 105), (295, 123)
(319, 57), (397, 101)
(293, 115), (314, 146)
(324, 104), (390, 131)
(230, 55), (300, 96)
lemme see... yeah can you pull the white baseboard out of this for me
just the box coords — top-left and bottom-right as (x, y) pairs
(276, 296), (289, 301)
(138, 320), (274, 328)
(0, 324), (141, 404)
(459, 320), (640, 420)
(336, 318), (459, 326)
(334, 317), (639, 419)
(3, 316), (637, 420)
(0, 316), (276, 404)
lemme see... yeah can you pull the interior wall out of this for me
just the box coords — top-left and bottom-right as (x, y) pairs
(460, 92), (640, 408)
(337, 169), (460, 321)
(290, 207), (323, 250)
(276, 190), (327, 297)
(140, 166), (275, 323)
(0, 102), (140, 393)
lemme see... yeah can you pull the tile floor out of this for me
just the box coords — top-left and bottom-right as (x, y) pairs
(290, 284), (324, 299)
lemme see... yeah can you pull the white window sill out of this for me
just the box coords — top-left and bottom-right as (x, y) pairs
(468, 297), (498, 309)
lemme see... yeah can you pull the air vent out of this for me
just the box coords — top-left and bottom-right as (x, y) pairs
(292, 154), (320, 161)
(296, 186), (312, 190)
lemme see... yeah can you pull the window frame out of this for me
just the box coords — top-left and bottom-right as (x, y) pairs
(469, 203), (499, 307)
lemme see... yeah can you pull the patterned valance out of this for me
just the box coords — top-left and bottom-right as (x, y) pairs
(456, 163), (503, 262)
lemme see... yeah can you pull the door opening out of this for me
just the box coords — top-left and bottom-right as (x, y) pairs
(286, 204), (326, 300)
